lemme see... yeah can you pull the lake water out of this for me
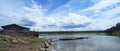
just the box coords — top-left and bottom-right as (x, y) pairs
(39, 33), (120, 51)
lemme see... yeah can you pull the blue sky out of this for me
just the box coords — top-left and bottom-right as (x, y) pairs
(0, 0), (120, 31)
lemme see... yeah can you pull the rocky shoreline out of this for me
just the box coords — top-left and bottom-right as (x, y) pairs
(0, 34), (51, 51)
(40, 39), (51, 51)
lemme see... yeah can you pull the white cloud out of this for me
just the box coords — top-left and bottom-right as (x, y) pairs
(78, 0), (120, 30)
(68, 13), (91, 24)
(85, 0), (120, 10)
(0, 0), (120, 31)
(39, 13), (92, 31)
(0, 0), (25, 27)
(65, 4), (71, 8)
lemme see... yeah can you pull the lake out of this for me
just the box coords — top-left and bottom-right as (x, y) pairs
(39, 33), (120, 51)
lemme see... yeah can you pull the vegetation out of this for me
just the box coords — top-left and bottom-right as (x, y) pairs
(0, 34), (50, 51)
(105, 23), (120, 36)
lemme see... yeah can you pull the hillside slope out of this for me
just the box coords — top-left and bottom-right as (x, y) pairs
(0, 34), (51, 51)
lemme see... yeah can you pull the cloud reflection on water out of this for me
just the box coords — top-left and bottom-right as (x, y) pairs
(51, 35), (120, 51)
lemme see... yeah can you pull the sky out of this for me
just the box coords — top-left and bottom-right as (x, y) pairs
(0, 0), (120, 31)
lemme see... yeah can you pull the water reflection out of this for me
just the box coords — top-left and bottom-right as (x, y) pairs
(40, 34), (120, 51)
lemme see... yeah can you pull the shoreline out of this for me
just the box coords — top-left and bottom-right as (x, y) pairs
(0, 34), (51, 51)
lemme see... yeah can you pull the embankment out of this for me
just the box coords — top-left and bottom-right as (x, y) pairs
(0, 34), (51, 51)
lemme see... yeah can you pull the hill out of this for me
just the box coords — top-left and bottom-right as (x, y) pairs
(0, 34), (50, 51)
(105, 23), (120, 36)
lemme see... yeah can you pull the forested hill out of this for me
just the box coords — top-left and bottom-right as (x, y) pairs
(105, 23), (120, 36)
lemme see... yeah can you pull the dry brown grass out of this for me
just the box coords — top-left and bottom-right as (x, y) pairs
(0, 34), (50, 51)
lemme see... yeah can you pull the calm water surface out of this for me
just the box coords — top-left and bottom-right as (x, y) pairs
(39, 33), (120, 51)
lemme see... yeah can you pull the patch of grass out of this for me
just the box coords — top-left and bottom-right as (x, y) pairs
(0, 34), (50, 51)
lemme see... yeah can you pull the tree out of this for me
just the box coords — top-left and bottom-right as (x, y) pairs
(116, 23), (120, 31)
(105, 23), (120, 35)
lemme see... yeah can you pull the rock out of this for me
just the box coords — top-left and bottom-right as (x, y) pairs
(12, 39), (18, 43)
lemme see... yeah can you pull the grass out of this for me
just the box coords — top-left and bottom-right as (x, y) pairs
(0, 34), (50, 51)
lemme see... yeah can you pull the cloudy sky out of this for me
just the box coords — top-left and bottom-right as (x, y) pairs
(0, 0), (120, 31)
